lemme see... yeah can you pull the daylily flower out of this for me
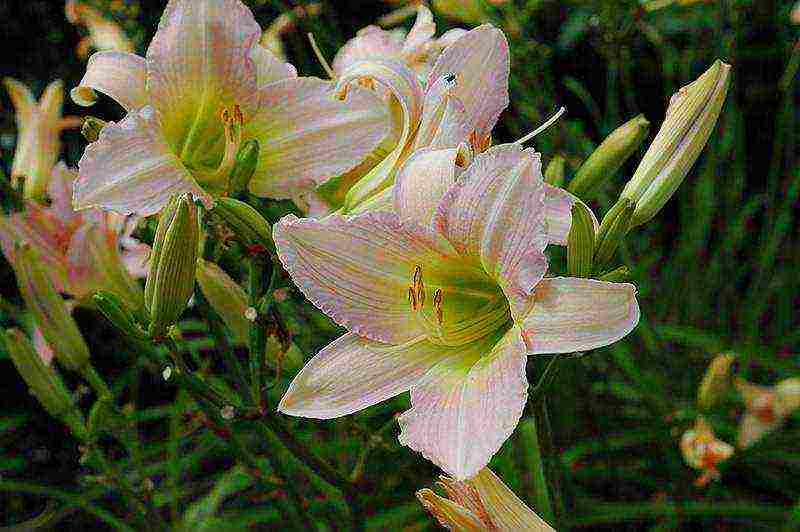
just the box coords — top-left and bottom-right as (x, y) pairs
(71, 0), (390, 216)
(333, 5), (466, 81)
(275, 143), (640, 479)
(735, 377), (800, 449)
(3, 78), (82, 200)
(680, 416), (734, 487)
(65, 0), (135, 58)
(0, 163), (144, 305)
(417, 467), (554, 531)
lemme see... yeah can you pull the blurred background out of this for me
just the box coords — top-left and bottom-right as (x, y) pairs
(1, 0), (798, 529)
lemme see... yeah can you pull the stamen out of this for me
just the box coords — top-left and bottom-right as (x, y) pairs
(433, 289), (444, 325)
(308, 33), (335, 79)
(514, 106), (567, 145)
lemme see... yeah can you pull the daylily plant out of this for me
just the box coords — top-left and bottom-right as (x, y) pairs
(275, 142), (640, 479)
(4, 78), (82, 200)
(417, 467), (554, 531)
(71, 0), (390, 216)
(735, 377), (800, 449)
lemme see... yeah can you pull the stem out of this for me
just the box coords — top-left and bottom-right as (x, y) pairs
(248, 257), (266, 406)
(207, 310), (251, 400)
(527, 355), (562, 409)
(349, 416), (397, 483)
(516, 417), (555, 525)
(82, 364), (112, 399)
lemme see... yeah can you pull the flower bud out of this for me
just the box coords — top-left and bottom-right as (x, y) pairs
(93, 291), (147, 340)
(597, 265), (631, 283)
(196, 259), (249, 344)
(592, 198), (635, 269)
(568, 114), (650, 199)
(145, 195), (200, 337)
(81, 116), (108, 142)
(14, 242), (90, 372)
(228, 139), (260, 196)
(1, 328), (86, 438)
(621, 60), (731, 228)
(544, 154), (567, 188)
(697, 353), (736, 411)
(211, 197), (274, 252)
(567, 201), (595, 278)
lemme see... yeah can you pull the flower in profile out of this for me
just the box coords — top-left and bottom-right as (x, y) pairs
(65, 0), (135, 58)
(735, 377), (800, 449)
(417, 467), (554, 531)
(3, 78), (82, 200)
(275, 143), (639, 479)
(0, 163), (144, 305)
(680, 416), (734, 487)
(71, 0), (390, 216)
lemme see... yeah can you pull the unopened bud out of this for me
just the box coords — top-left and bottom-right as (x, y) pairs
(211, 197), (274, 252)
(145, 195), (200, 337)
(568, 114), (650, 199)
(14, 242), (90, 372)
(597, 265), (631, 283)
(567, 202), (595, 278)
(229, 140), (260, 196)
(593, 199), (635, 269)
(544, 154), (567, 188)
(1, 328), (86, 438)
(93, 291), (147, 340)
(196, 259), (249, 344)
(621, 60), (731, 228)
(697, 353), (736, 411)
(81, 116), (108, 142)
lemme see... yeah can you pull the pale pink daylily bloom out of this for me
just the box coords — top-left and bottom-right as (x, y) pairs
(70, 0), (390, 216)
(680, 416), (734, 487)
(0, 163), (144, 305)
(735, 377), (800, 449)
(333, 5), (467, 81)
(65, 0), (135, 58)
(3, 78), (82, 200)
(417, 467), (554, 531)
(275, 143), (640, 479)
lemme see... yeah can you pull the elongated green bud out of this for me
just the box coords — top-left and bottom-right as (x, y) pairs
(1, 328), (86, 438)
(14, 242), (90, 372)
(544, 154), (567, 188)
(81, 116), (108, 142)
(229, 140), (260, 196)
(145, 195), (200, 337)
(593, 199), (635, 269)
(598, 265), (631, 283)
(697, 353), (736, 411)
(567, 202), (595, 278)
(211, 197), (274, 252)
(621, 60), (731, 228)
(568, 114), (650, 199)
(93, 291), (147, 340)
(196, 259), (249, 344)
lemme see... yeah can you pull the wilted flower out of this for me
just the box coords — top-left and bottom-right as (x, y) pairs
(276, 143), (639, 479)
(0, 163), (145, 304)
(3, 78), (81, 200)
(680, 416), (734, 487)
(735, 377), (800, 449)
(697, 353), (736, 411)
(65, 0), (135, 58)
(620, 60), (731, 228)
(417, 467), (554, 531)
(71, 0), (390, 216)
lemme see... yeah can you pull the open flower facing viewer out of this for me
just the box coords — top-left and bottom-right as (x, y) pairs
(276, 142), (639, 479)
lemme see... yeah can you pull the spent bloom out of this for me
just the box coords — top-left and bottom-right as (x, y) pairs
(275, 143), (639, 479)
(417, 467), (554, 531)
(71, 0), (390, 216)
(735, 377), (800, 449)
(65, 0), (135, 58)
(4, 78), (82, 200)
(680, 416), (734, 487)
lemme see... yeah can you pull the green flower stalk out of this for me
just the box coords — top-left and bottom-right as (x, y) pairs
(621, 60), (731, 228)
(568, 114), (650, 198)
(145, 195), (200, 337)
(1, 328), (86, 439)
(14, 242), (90, 373)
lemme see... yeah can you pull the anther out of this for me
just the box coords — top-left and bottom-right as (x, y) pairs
(433, 289), (444, 325)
